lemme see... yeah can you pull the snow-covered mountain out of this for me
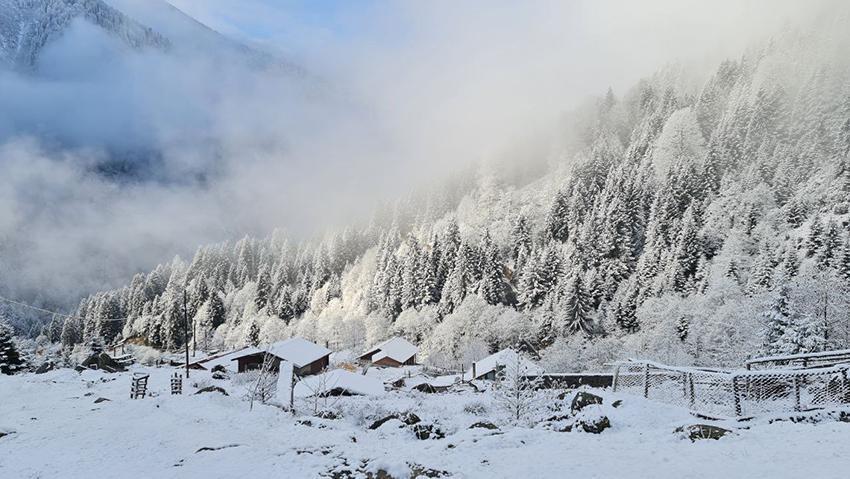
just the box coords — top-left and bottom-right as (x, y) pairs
(0, 0), (170, 70)
(0, 0), (296, 72)
(104, 0), (297, 72)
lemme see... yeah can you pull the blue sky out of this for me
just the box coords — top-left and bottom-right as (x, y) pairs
(168, 0), (389, 60)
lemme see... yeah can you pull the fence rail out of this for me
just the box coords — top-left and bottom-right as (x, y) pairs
(612, 360), (850, 418)
(745, 349), (850, 370)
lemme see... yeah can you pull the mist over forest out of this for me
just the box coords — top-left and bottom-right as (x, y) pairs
(2, 0), (849, 372)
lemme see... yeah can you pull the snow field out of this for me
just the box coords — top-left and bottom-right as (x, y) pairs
(2, 366), (850, 478)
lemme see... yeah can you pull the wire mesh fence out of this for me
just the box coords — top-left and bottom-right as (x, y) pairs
(612, 360), (850, 418)
(745, 349), (850, 370)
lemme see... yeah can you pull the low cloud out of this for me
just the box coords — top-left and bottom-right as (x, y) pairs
(0, 0), (831, 307)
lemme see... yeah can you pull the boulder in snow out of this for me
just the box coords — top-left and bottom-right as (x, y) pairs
(469, 421), (498, 430)
(578, 415), (610, 434)
(571, 392), (603, 414)
(369, 412), (421, 430)
(675, 424), (732, 441)
(413, 383), (450, 394)
(35, 361), (57, 374)
(413, 424), (445, 440)
(194, 386), (228, 396)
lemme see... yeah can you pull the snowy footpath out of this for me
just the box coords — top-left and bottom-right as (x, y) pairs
(2, 366), (850, 478)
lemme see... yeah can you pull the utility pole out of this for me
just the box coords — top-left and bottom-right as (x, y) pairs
(192, 305), (196, 358)
(183, 289), (190, 378)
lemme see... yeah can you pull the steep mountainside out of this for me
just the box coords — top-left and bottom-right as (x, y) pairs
(0, 0), (170, 70)
(44, 10), (850, 370)
(104, 0), (298, 72)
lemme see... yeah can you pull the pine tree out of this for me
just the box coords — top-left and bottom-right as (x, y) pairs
(795, 314), (827, 354)
(816, 220), (841, 269)
(480, 230), (509, 305)
(400, 237), (422, 310)
(545, 189), (570, 242)
(255, 267), (271, 310)
(420, 244), (440, 305)
(274, 286), (295, 323)
(518, 245), (561, 309)
(838, 237), (850, 281)
(60, 317), (82, 349)
(806, 215), (824, 257)
(676, 316), (689, 341)
(726, 259), (740, 285)
(510, 215), (532, 267)
(693, 256), (710, 294)
(161, 296), (184, 351)
(557, 269), (594, 335)
(763, 286), (795, 355)
(247, 320), (260, 346)
(613, 280), (640, 332)
(0, 318), (24, 375)
(749, 246), (774, 292)
(785, 199), (805, 227)
(440, 242), (477, 314)
(669, 206), (703, 293)
(209, 292), (226, 329)
(779, 246), (800, 282)
(436, 219), (461, 293)
(191, 278), (210, 317)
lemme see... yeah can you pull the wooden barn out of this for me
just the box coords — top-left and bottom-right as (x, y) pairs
(359, 337), (418, 367)
(231, 338), (331, 376)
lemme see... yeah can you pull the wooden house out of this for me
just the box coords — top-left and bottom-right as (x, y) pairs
(359, 337), (418, 367)
(231, 338), (331, 376)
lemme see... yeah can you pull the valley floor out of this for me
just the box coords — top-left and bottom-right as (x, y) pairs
(1, 366), (849, 478)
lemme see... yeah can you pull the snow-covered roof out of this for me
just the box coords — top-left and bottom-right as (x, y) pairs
(268, 338), (332, 368)
(230, 338), (331, 368)
(194, 347), (255, 371)
(406, 374), (460, 389)
(364, 365), (423, 384)
(294, 369), (385, 397)
(467, 349), (543, 379)
(362, 337), (418, 363)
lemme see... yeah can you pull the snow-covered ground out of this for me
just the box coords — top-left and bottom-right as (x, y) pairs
(2, 365), (850, 478)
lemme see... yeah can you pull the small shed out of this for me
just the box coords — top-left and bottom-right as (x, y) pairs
(359, 337), (418, 367)
(188, 347), (252, 372)
(466, 349), (543, 380)
(294, 369), (386, 398)
(231, 338), (331, 376)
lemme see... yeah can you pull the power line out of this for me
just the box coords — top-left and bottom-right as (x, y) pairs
(0, 294), (128, 322)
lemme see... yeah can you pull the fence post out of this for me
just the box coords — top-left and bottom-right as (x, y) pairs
(687, 373), (695, 408)
(732, 375), (742, 417)
(841, 369), (848, 403)
(643, 363), (650, 398)
(171, 372), (183, 395)
(793, 375), (802, 411)
(612, 365), (620, 392)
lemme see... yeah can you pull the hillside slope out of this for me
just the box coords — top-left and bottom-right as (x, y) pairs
(0, 0), (170, 70)
(47, 10), (850, 370)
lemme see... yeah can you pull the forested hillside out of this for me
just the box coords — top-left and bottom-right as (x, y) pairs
(48, 16), (850, 371)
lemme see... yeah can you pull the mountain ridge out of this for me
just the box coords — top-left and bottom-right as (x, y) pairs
(0, 0), (170, 70)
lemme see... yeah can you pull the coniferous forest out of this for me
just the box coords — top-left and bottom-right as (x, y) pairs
(45, 17), (850, 372)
